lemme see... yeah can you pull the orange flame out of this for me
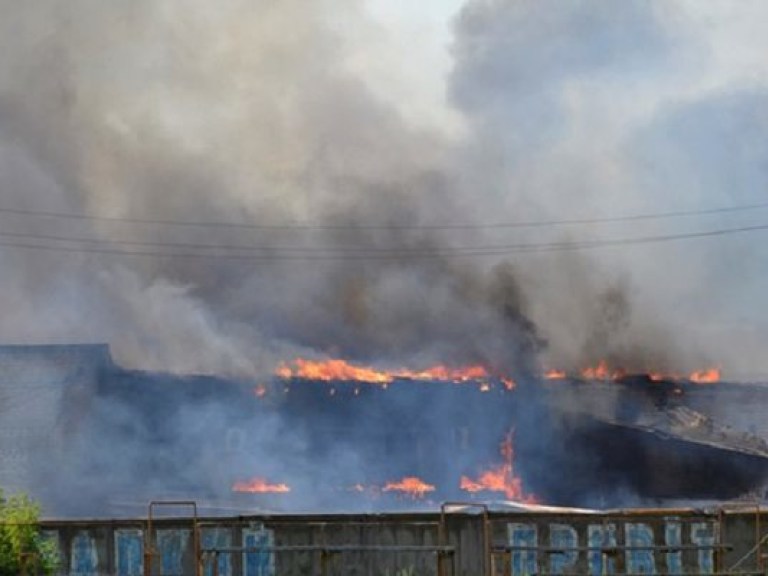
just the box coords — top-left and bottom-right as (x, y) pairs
(276, 359), (501, 385)
(274, 364), (293, 379)
(460, 431), (537, 502)
(402, 365), (490, 382)
(581, 360), (625, 381)
(648, 367), (720, 384)
(382, 476), (435, 499)
(276, 358), (392, 384)
(275, 356), (721, 390)
(253, 384), (267, 398)
(232, 478), (291, 494)
(689, 367), (721, 384)
(576, 362), (721, 384)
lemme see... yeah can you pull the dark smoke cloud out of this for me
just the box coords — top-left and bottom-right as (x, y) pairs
(0, 0), (544, 378)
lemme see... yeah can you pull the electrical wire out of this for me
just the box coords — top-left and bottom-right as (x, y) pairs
(0, 201), (766, 231)
(0, 222), (765, 261)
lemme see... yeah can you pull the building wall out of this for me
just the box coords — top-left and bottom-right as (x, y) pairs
(0, 344), (111, 493)
(32, 508), (768, 576)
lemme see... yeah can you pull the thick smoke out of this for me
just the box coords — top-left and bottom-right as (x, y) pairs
(448, 0), (768, 376)
(2, 0), (768, 513)
(2, 0), (767, 375)
(0, 0), (538, 377)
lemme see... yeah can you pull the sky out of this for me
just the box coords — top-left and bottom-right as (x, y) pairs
(343, 0), (468, 134)
(359, 1), (768, 133)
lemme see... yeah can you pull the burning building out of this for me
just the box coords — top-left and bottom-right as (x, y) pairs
(2, 0), (768, 530)
(2, 344), (768, 518)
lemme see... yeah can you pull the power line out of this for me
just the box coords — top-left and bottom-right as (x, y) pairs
(0, 220), (763, 254)
(0, 201), (766, 231)
(0, 222), (765, 261)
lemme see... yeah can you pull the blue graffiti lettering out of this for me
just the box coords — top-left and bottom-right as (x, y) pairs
(550, 524), (578, 575)
(508, 523), (538, 576)
(115, 529), (143, 576)
(691, 522), (716, 574)
(588, 523), (617, 576)
(626, 523), (656, 574)
(71, 531), (98, 576)
(243, 527), (275, 576)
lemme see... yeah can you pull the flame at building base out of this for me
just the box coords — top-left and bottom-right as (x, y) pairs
(460, 431), (537, 503)
(232, 478), (291, 494)
(382, 477), (436, 499)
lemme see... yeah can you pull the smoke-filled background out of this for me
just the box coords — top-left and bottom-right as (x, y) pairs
(2, 0), (768, 513)
(2, 0), (768, 377)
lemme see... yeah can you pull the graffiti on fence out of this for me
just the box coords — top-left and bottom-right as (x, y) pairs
(115, 529), (143, 576)
(243, 525), (275, 576)
(508, 519), (719, 576)
(203, 527), (232, 576)
(70, 530), (98, 576)
(157, 529), (189, 576)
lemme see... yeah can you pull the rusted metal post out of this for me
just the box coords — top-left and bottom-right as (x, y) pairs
(320, 549), (329, 576)
(757, 502), (763, 573)
(503, 550), (512, 576)
(212, 550), (220, 576)
(437, 549), (448, 576)
(716, 506), (725, 574)
(483, 508), (491, 576)
(491, 549), (512, 576)
(146, 500), (199, 576)
(144, 509), (153, 576)
(441, 502), (491, 576)
(193, 513), (200, 576)
(489, 550), (495, 576)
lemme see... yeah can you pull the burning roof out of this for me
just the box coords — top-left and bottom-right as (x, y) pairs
(2, 344), (768, 517)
